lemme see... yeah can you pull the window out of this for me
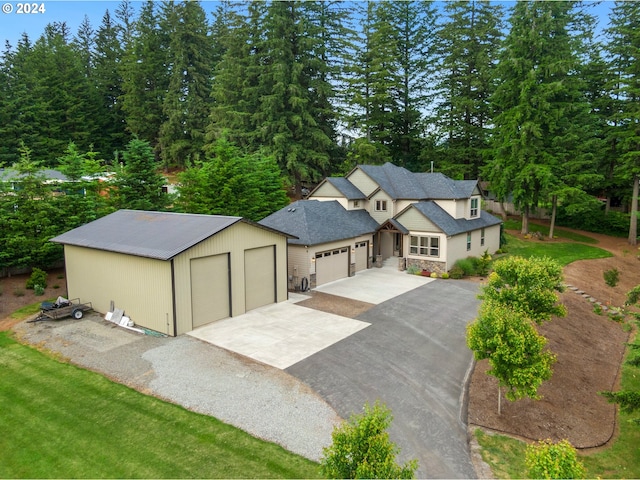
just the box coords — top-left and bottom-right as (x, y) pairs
(354, 200), (360, 208)
(409, 235), (439, 257)
(467, 232), (472, 251)
(481, 228), (485, 247)
(470, 197), (479, 217)
(375, 200), (387, 211)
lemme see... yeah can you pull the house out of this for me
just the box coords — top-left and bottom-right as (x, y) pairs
(51, 209), (293, 336)
(258, 200), (379, 289)
(260, 162), (501, 287)
(0, 167), (70, 192)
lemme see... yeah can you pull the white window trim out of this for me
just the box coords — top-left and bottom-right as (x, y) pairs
(470, 197), (479, 218)
(466, 232), (472, 251)
(409, 234), (440, 258)
(375, 199), (387, 212)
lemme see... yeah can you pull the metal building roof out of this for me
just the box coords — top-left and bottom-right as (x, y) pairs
(51, 209), (291, 260)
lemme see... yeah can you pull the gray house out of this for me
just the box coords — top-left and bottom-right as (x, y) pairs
(261, 163), (502, 287)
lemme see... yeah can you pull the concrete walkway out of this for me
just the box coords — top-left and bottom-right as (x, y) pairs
(189, 261), (433, 369)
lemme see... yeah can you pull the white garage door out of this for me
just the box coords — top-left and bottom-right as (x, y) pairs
(315, 247), (349, 286)
(244, 245), (276, 312)
(191, 254), (230, 329)
(355, 241), (368, 272)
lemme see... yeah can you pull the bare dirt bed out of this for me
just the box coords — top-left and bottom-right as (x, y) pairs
(468, 226), (639, 450)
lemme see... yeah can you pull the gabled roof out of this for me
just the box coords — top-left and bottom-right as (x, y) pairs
(324, 177), (367, 200)
(259, 200), (379, 246)
(349, 162), (478, 201)
(397, 201), (502, 236)
(51, 209), (292, 260)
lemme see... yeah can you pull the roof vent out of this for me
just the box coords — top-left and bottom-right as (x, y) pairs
(291, 208), (296, 212)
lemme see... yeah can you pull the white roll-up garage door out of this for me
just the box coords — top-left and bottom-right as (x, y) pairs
(355, 241), (368, 272)
(244, 245), (276, 312)
(315, 247), (349, 286)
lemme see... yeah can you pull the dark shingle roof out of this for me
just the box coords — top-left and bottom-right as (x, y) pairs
(355, 163), (478, 200)
(51, 210), (290, 260)
(402, 201), (502, 236)
(0, 168), (69, 182)
(324, 177), (367, 200)
(259, 200), (379, 246)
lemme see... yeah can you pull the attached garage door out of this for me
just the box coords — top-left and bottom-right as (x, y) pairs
(191, 254), (230, 329)
(355, 241), (368, 272)
(315, 247), (349, 286)
(244, 245), (276, 311)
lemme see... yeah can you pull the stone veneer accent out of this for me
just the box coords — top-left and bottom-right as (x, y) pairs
(405, 258), (446, 274)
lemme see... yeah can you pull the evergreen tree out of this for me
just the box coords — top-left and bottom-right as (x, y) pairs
(433, 1), (504, 179)
(485, 2), (591, 234)
(254, 1), (333, 193)
(605, 1), (640, 245)
(159, 0), (214, 169)
(120, 1), (169, 156)
(113, 138), (168, 211)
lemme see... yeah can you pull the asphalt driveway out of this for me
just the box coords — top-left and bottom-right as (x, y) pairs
(286, 279), (480, 479)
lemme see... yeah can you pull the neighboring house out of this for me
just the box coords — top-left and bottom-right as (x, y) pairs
(0, 167), (70, 192)
(51, 209), (293, 336)
(259, 200), (379, 289)
(261, 162), (502, 288)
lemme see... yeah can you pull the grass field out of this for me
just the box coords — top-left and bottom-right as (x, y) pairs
(502, 219), (599, 244)
(502, 233), (612, 266)
(0, 332), (321, 479)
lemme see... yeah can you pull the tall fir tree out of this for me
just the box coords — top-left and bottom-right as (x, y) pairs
(159, 0), (214, 169)
(120, 0), (169, 157)
(254, 1), (333, 194)
(606, 1), (640, 245)
(485, 1), (593, 234)
(433, 1), (504, 179)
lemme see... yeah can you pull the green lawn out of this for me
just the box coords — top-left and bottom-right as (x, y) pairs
(502, 233), (612, 266)
(502, 219), (598, 244)
(0, 332), (321, 479)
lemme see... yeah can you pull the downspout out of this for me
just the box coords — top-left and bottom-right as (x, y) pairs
(170, 259), (177, 337)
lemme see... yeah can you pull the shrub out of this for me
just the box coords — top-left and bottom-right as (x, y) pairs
(525, 439), (585, 479)
(406, 264), (420, 275)
(449, 266), (464, 279)
(477, 250), (492, 276)
(454, 258), (477, 276)
(320, 401), (418, 479)
(34, 284), (45, 296)
(604, 268), (620, 288)
(441, 272), (449, 279)
(593, 304), (603, 315)
(430, 272), (438, 278)
(26, 268), (47, 290)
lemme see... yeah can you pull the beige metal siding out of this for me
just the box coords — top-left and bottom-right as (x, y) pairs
(191, 254), (230, 328)
(63, 245), (174, 335)
(347, 168), (378, 196)
(244, 246), (275, 311)
(172, 222), (288, 335)
(396, 208), (441, 233)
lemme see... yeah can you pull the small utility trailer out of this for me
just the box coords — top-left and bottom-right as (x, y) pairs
(28, 297), (93, 323)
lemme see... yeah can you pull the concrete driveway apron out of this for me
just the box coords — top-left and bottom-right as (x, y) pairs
(286, 279), (481, 479)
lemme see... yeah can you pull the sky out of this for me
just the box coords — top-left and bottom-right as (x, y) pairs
(0, 0), (616, 51)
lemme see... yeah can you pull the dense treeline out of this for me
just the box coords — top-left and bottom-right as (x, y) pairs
(0, 0), (639, 250)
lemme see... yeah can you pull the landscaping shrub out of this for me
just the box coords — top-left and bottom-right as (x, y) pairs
(525, 439), (585, 479)
(34, 284), (45, 296)
(454, 257), (477, 276)
(26, 268), (47, 290)
(430, 272), (438, 278)
(449, 265), (464, 279)
(604, 268), (620, 288)
(406, 264), (420, 275)
(441, 272), (449, 279)
(556, 204), (629, 237)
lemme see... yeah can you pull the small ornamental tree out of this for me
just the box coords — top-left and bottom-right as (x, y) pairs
(466, 301), (556, 414)
(479, 256), (567, 324)
(320, 401), (418, 479)
(525, 439), (586, 479)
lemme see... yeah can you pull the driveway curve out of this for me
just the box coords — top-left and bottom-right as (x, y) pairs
(286, 279), (480, 479)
